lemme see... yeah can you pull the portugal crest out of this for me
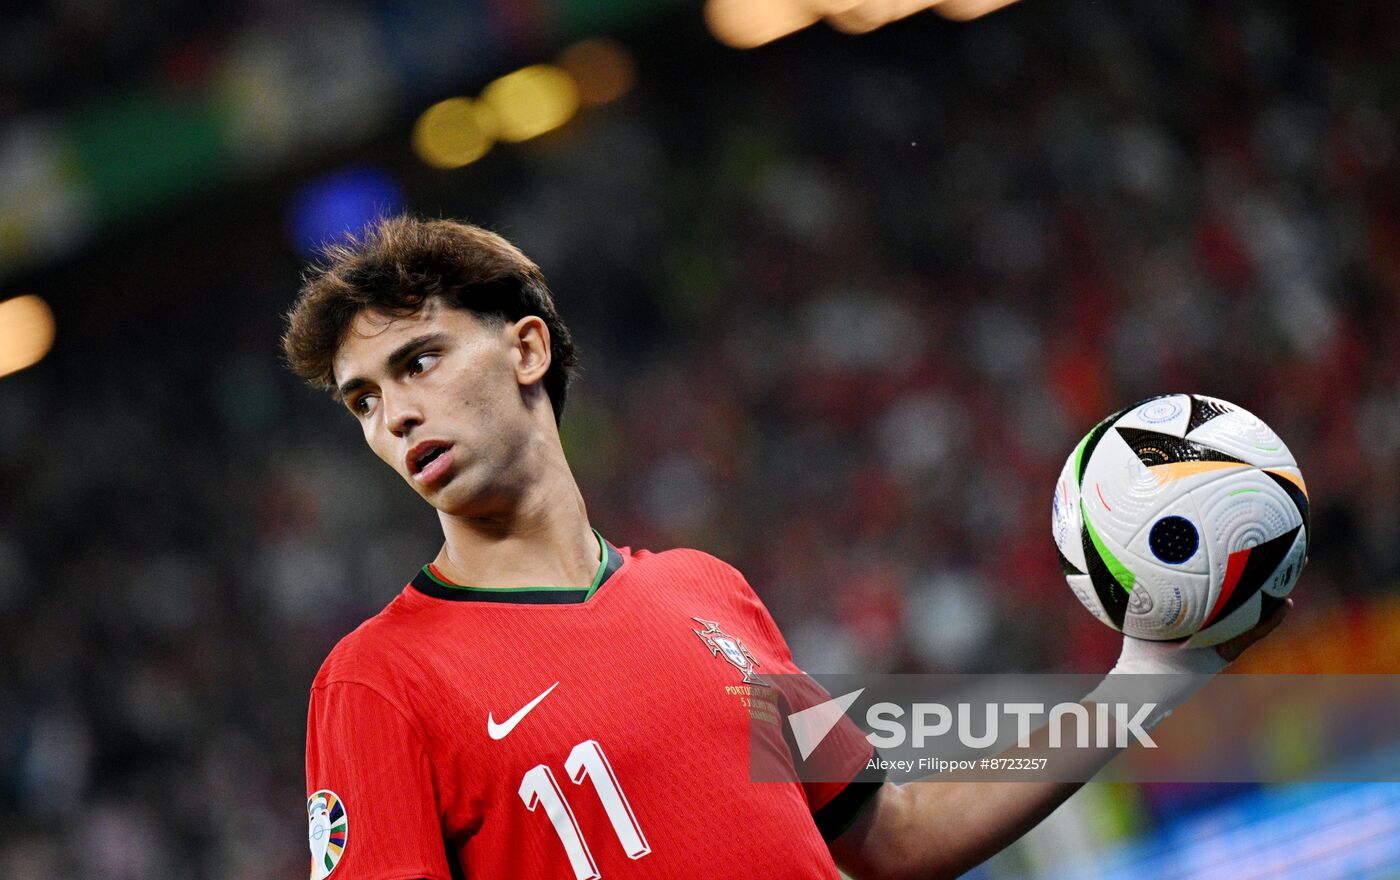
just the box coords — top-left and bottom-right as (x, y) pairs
(692, 618), (769, 686)
(307, 790), (347, 879)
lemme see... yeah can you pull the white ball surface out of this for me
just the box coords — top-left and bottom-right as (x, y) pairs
(1051, 394), (1308, 646)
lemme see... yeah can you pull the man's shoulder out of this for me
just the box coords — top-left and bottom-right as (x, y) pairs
(622, 544), (770, 616)
(310, 586), (428, 691)
(624, 544), (750, 585)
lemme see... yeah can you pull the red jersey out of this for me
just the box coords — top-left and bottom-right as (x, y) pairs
(304, 536), (880, 880)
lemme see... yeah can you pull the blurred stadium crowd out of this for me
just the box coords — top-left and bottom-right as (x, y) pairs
(1, 0), (1398, 877)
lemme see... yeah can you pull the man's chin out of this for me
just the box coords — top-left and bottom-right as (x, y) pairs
(417, 478), (476, 516)
(421, 479), (518, 521)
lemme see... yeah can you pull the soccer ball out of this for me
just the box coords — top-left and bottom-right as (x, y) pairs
(1051, 394), (1309, 648)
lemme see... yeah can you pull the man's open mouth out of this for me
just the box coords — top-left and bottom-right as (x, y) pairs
(414, 446), (447, 473)
(407, 442), (455, 483)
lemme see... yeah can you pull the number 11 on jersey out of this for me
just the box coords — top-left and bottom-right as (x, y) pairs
(518, 739), (651, 879)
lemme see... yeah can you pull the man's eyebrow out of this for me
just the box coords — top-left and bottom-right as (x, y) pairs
(336, 377), (368, 403)
(336, 333), (450, 402)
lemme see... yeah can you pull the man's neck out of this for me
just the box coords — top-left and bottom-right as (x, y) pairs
(430, 465), (598, 590)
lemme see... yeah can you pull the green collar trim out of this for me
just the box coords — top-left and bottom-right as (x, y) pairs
(411, 531), (622, 604)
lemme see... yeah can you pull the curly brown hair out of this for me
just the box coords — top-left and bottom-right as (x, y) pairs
(283, 215), (577, 423)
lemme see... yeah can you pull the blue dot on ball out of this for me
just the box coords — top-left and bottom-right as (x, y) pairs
(1149, 516), (1198, 564)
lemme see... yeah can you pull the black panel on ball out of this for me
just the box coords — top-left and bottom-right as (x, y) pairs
(1186, 395), (1235, 433)
(1265, 471), (1312, 554)
(1080, 525), (1129, 629)
(1210, 525), (1303, 626)
(1115, 427), (1248, 467)
(1076, 403), (1135, 486)
(1056, 543), (1085, 576)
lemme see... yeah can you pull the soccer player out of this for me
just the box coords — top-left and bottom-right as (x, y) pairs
(283, 216), (1286, 880)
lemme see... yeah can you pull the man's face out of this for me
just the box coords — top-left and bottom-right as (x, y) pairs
(331, 300), (539, 516)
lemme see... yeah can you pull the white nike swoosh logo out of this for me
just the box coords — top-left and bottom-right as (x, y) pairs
(487, 682), (559, 740)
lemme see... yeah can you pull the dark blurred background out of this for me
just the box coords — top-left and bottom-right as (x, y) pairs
(1, 0), (1398, 877)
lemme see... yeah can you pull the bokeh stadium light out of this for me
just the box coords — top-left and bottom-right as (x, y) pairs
(705, 0), (1024, 46)
(704, 0), (818, 49)
(826, 0), (931, 34)
(556, 38), (637, 108)
(412, 41), (635, 171)
(479, 65), (580, 143)
(286, 167), (403, 256)
(413, 98), (498, 169)
(0, 294), (55, 379)
(934, 0), (1022, 21)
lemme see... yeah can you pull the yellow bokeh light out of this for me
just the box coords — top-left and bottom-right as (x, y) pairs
(557, 39), (637, 107)
(412, 97), (497, 169)
(704, 0), (819, 49)
(0, 295), (55, 379)
(479, 65), (580, 143)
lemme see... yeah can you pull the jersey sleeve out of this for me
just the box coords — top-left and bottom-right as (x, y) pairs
(720, 559), (887, 840)
(306, 681), (452, 880)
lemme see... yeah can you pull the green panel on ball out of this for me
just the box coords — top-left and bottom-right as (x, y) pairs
(1073, 415), (1116, 487)
(1080, 502), (1134, 629)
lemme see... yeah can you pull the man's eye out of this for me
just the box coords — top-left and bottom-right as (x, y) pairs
(353, 395), (377, 415)
(408, 353), (440, 376)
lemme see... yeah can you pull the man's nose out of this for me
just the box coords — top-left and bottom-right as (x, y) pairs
(384, 391), (424, 438)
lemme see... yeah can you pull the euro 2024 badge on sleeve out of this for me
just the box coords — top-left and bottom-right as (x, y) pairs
(307, 790), (347, 879)
(692, 618), (769, 686)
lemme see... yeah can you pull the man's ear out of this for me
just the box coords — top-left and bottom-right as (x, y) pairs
(512, 316), (552, 389)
